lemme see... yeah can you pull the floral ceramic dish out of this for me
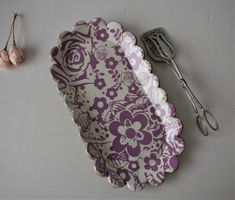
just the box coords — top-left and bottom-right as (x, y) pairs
(50, 18), (184, 191)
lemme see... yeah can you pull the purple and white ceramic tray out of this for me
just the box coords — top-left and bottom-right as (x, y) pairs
(50, 18), (184, 191)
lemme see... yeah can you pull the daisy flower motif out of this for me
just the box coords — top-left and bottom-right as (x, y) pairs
(105, 57), (118, 69)
(128, 160), (140, 172)
(109, 110), (152, 157)
(94, 76), (106, 90)
(117, 168), (130, 182)
(106, 88), (118, 100)
(128, 84), (139, 94)
(92, 97), (108, 113)
(144, 153), (161, 171)
(96, 28), (109, 42)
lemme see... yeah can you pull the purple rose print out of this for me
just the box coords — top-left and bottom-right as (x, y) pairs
(96, 28), (109, 42)
(128, 161), (140, 172)
(117, 168), (130, 182)
(109, 110), (152, 157)
(106, 88), (118, 100)
(105, 57), (118, 69)
(144, 153), (161, 171)
(63, 45), (85, 72)
(94, 76), (106, 90)
(93, 97), (108, 113)
(128, 84), (139, 94)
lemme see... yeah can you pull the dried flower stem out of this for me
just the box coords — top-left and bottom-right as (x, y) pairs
(4, 13), (18, 50)
(12, 13), (18, 45)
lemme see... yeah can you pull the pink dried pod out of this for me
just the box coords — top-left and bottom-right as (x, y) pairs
(0, 12), (19, 69)
(8, 44), (24, 66)
(0, 49), (11, 69)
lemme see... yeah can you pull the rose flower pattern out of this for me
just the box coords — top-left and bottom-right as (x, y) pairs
(50, 18), (184, 191)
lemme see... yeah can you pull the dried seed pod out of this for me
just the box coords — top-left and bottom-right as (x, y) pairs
(9, 13), (24, 66)
(0, 49), (11, 69)
(0, 13), (17, 69)
(9, 44), (23, 66)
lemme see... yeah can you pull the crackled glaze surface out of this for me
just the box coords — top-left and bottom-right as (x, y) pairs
(50, 18), (184, 191)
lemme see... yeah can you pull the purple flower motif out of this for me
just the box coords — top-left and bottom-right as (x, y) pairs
(94, 76), (106, 90)
(105, 57), (118, 69)
(106, 88), (118, 100)
(114, 45), (125, 57)
(128, 161), (140, 172)
(63, 46), (85, 72)
(91, 17), (101, 26)
(109, 110), (152, 157)
(144, 153), (161, 171)
(50, 19), (184, 190)
(128, 84), (139, 94)
(117, 168), (130, 182)
(96, 28), (109, 42)
(92, 97), (108, 113)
